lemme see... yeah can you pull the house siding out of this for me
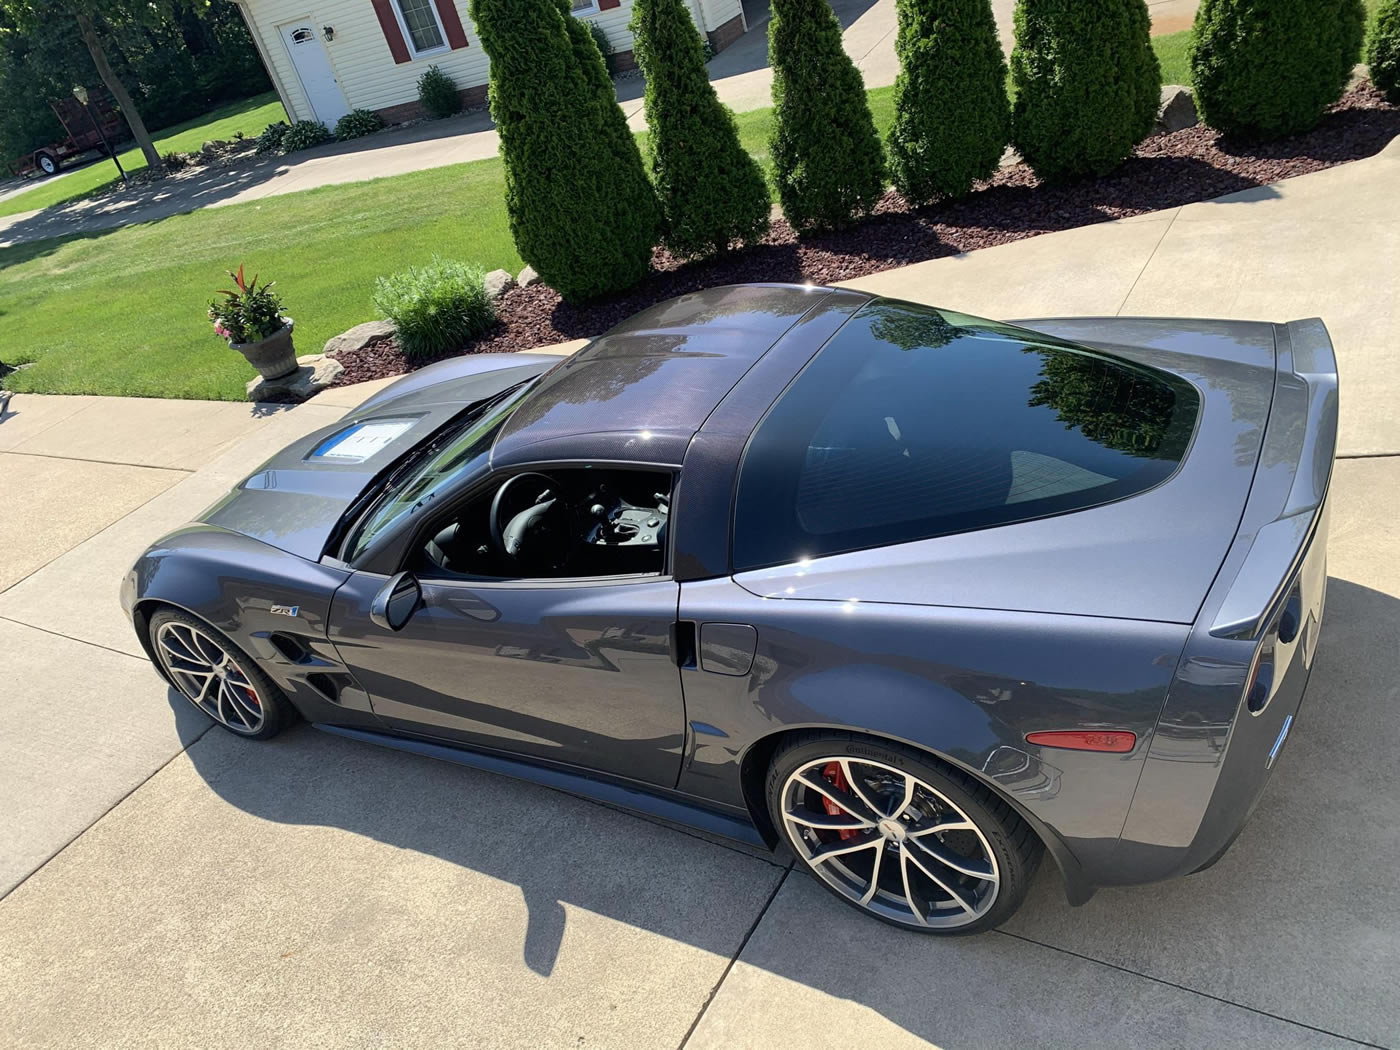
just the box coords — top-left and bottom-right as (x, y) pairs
(239, 0), (748, 125)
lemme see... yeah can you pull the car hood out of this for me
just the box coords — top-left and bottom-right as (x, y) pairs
(198, 357), (554, 561)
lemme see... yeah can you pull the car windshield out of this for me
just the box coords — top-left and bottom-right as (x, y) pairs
(346, 383), (532, 561)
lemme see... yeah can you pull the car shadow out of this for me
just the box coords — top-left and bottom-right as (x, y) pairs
(173, 572), (1400, 1044)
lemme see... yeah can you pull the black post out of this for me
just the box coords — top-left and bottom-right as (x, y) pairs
(84, 99), (127, 185)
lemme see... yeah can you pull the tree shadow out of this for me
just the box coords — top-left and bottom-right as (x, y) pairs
(613, 0), (881, 106)
(174, 571), (1399, 1044)
(0, 111), (500, 253)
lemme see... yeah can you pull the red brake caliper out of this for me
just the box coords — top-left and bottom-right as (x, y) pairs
(821, 761), (860, 840)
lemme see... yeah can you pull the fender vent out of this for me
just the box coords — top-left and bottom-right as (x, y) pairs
(305, 672), (342, 704)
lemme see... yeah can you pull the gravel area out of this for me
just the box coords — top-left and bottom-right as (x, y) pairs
(332, 83), (1399, 387)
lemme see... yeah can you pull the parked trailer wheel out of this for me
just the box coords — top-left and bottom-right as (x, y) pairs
(35, 151), (58, 176)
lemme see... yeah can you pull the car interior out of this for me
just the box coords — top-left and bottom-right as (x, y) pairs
(414, 467), (673, 581)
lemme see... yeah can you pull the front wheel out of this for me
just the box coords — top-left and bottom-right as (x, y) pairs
(148, 608), (293, 740)
(767, 732), (1042, 934)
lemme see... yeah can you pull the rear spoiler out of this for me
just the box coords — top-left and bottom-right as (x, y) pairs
(1210, 319), (1339, 638)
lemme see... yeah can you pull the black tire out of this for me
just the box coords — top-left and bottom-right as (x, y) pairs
(35, 152), (58, 176)
(148, 607), (294, 740)
(766, 731), (1042, 934)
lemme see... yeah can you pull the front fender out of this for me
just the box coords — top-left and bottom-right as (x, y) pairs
(125, 525), (375, 724)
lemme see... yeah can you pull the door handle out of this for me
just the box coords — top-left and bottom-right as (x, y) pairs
(671, 621), (697, 669)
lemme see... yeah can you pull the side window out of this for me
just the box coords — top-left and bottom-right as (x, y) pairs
(416, 467), (672, 581)
(733, 301), (1199, 571)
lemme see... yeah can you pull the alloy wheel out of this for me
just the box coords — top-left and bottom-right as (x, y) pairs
(154, 621), (265, 734)
(781, 756), (1000, 930)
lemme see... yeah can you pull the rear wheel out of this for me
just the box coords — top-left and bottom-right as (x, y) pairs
(35, 152), (58, 176)
(766, 732), (1042, 934)
(148, 608), (292, 740)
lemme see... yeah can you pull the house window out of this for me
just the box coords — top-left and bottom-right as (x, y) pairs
(394, 0), (447, 54)
(571, 0), (600, 13)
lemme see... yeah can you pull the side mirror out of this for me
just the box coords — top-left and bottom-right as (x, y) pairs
(370, 571), (421, 631)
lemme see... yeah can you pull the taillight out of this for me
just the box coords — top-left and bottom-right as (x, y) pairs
(1025, 730), (1136, 753)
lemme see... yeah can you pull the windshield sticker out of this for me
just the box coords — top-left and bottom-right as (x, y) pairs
(310, 419), (416, 462)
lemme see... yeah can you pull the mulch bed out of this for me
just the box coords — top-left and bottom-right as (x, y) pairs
(331, 82), (1400, 388)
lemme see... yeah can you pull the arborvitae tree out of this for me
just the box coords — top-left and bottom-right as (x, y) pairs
(1009, 0), (1160, 183)
(1366, 0), (1400, 104)
(768, 0), (885, 232)
(888, 0), (1010, 202)
(1190, 0), (1367, 138)
(471, 0), (659, 300)
(630, 0), (770, 256)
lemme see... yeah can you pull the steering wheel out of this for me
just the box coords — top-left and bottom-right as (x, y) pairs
(489, 472), (570, 571)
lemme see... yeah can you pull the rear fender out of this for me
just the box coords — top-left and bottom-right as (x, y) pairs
(676, 577), (1188, 896)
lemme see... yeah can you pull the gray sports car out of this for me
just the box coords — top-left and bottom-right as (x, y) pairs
(122, 283), (1337, 934)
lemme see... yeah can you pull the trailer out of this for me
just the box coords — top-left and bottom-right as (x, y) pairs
(8, 89), (130, 178)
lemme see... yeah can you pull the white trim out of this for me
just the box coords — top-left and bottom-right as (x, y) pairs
(569, 0), (602, 16)
(233, 0), (296, 122)
(389, 0), (452, 59)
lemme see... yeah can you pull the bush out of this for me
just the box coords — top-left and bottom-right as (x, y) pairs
(1190, 0), (1367, 139)
(280, 120), (330, 153)
(254, 121), (289, 154)
(372, 257), (496, 358)
(335, 108), (386, 140)
(471, 0), (660, 301)
(586, 18), (618, 75)
(888, 0), (1010, 203)
(1367, 0), (1400, 104)
(769, 0), (885, 231)
(162, 150), (191, 170)
(418, 65), (462, 119)
(1010, 0), (1160, 183)
(631, 0), (771, 256)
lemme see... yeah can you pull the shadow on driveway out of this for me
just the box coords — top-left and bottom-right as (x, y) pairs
(173, 572), (1400, 1045)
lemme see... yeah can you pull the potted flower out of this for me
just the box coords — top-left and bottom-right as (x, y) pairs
(209, 265), (297, 380)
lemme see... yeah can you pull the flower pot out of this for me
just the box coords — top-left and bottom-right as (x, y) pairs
(232, 318), (297, 380)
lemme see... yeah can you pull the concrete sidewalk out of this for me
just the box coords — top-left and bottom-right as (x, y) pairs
(2, 145), (1396, 1049)
(0, 0), (1200, 249)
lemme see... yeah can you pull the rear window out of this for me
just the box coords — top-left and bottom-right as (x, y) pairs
(732, 302), (1200, 571)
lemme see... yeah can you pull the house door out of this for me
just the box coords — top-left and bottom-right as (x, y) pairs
(279, 22), (350, 126)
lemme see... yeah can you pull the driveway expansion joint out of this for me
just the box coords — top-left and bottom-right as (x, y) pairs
(0, 616), (146, 663)
(677, 866), (791, 1050)
(993, 929), (1388, 1049)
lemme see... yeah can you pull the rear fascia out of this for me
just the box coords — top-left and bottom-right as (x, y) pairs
(1113, 319), (1338, 883)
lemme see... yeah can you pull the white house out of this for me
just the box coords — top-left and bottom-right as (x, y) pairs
(233, 0), (749, 127)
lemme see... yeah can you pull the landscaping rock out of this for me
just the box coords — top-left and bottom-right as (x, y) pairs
(1156, 85), (1199, 134)
(247, 354), (344, 403)
(517, 265), (541, 288)
(483, 268), (515, 300)
(321, 319), (396, 357)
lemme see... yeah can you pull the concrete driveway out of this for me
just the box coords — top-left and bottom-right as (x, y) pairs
(2, 143), (1396, 1049)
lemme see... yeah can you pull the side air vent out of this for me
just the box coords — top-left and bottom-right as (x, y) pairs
(305, 672), (342, 704)
(269, 633), (311, 663)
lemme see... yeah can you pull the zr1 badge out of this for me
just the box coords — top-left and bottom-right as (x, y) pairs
(270, 604), (300, 617)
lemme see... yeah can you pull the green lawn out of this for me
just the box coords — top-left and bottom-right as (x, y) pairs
(1, 160), (519, 400)
(0, 92), (287, 219)
(0, 30), (1323, 401)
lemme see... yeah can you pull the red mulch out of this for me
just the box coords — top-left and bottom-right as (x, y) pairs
(332, 82), (1399, 388)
